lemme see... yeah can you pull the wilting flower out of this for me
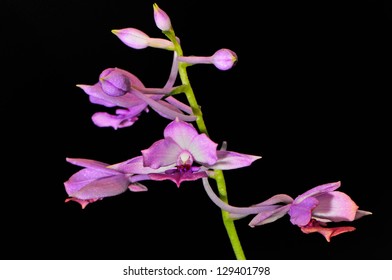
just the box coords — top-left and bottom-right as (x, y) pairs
(77, 67), (196, 129)
(177, 48), (238, 70)
(141, 118), (261, 187)
(203, 179), (371, 242)
(64, 158), (148, 209)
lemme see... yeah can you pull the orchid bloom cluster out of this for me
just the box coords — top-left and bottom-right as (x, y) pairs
(64, 4), (371, 259)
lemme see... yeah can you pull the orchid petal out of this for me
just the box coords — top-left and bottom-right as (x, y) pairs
(289, 197), (319, 226)
(312, 191), (359, 222)
(188, 134), (218, 165)
(112, 156), (172, 174)
(91, 112), (139, 129)
(251, 194), (294, 207)
(249, 204), (291, 227)
(77, 84), (146, 108)
(89, 96), (116, 107)
(132, 90), (196, 122)
(165, 96), (192, 114)
(355, 210), (372, 220)
(142, 138), (183, 169)
(65, 158), (112, 171)
(207, 150), (261, 170)
(163, 118), (199, 148)
(65, 197), (101, 209)
(229, 205), (282, 220)
(71, 174), (129, 200)
(301, 223), (356, 242)
(295, 181), (341, 203)
(64, 168), (112, 196)
(128, 183), (148, 192)
(202, 177), (282, 217)
(163, 51), (179, 90)
(149, 171), (208, 187)
(154, 99), (185, 120)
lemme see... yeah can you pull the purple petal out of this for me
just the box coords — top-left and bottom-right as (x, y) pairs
(91, 104), (146, 129)
(229, 205), (282, 220)
(77, 84), (147, 108)
(142, 138), (182, 169)
(132, 90), (196, 122)
(295, 181), (341, 203)
(289, 197), (319, 226)
(251, 194), (294, 206)
(188, 134), (218, 166)
(206, 150), (261, 170)
(249, 204), (291, 227)
(70, 174), (130, 200)
(154, 99), (185, 120)
(163, 52), (179, 90)
(89, 96), (116, 107)
(165, 96), (192, 114)
(312, 191), (359, 222)
(64, 168), (112, 196)
(163, 118), (199, 148)
(128, 183), (148, 192)
(112, 156), (173, 174)
(65, 197), (101, 209)
(65, 158), (120, 175)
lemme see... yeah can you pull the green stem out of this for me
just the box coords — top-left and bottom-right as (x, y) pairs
(164, 30), (246, 260)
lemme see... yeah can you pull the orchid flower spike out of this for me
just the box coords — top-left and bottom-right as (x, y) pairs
(77, 67), (196, 129)
(64, 157), (148, 209)
(153, 3), (172, 32)
(112, 28), (174, 50)
(140, 118), (261, 187)
(177, 48), (238, 70)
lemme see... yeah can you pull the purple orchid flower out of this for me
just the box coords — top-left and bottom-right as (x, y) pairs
(203, 178), (371, 242)
(64, 157), (148, 209)
(77, 66), (196, 129)
(247, 181), (372, 242)
(286, 181), (372, 241)
(141, 118), (261, 187)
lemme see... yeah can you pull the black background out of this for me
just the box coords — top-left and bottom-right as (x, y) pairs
(3, 0), (391, 260)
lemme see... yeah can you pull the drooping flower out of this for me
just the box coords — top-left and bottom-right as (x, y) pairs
(77, 67), (196, 129)
(253, 181), (371, 241)
(141, 118), (261, 187)
(286, 181), (372, 241)
(203, 179), (371, 242)
(177, 48), (238, 70)
(64, 157), (148, 209)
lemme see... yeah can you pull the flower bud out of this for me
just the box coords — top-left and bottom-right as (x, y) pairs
(211, 48), (238, 70)
(112, 28), (150, 49)
(99, 68), (131, 97)
(112, 28), (174, 50)
(153, 3), (172, 32)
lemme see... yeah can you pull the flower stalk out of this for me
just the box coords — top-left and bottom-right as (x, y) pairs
(163, 28), (246, 260)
